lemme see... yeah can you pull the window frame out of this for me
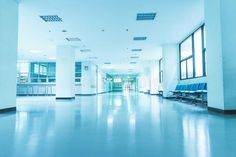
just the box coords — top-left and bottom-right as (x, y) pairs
(159, 58), (163, 83)
(179, 24), (206, 80)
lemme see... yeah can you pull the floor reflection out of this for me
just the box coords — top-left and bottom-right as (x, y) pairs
(0, 93), (236, 157)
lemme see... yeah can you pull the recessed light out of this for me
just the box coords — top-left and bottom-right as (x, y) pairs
(30, 50), (42, 54)
(89, 57), (98, 59)
(80, 49), (91, 52)
(136, 13), (156, 21)
(133, 37), (147, 41)
(104, 62), (111, 65)
(62, 30), (67, 33)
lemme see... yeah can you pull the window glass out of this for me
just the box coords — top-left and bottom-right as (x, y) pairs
(159, 59), (163, 83)
(194, 29), (203, 77)
(187, 58), (193, 78)
(181, 37), (192, 60)
(181, 61), (187, 79)
(204, 26), (206, 49)
(34, 64), (39, 74)
(75, 62), (82, 83)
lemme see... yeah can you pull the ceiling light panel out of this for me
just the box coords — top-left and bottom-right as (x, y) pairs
(66, 38), (81, 42)
(80, 49), (91, 52)
(136, 13), (156, 21)
(130, 56), (139, 59)
(39, 15), (63, 22)
(89, 57), (98, 59)
(133, 37), (147, 41)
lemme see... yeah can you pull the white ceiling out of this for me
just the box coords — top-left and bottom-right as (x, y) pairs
(17, 0), (204, 74)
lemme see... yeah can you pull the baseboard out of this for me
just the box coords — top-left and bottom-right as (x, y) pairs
(149, 94), (159, 95)
(56, 97), (75, 100)
(17, 94), (56, 96)
(97, 91), (111, 95)
(0, 107), (16, 113)
(208, 107), (236, 114)
(76, 94), (97, 96)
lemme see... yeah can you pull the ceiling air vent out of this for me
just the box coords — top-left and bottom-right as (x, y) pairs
(39, 15), (63, 22)
(130, 62), (137, 64)
(136, 13), (156, 21)
(131, 49), (142, 52)
(80, 49), (91, 52)
(133, 37), (147, 41)
(66, 38), (81, 42)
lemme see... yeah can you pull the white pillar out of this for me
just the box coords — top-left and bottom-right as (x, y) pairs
(162, 44), (178, 97)
(0, 0), (18, 110)
(56, 46), (75, 99)
(205, 0), (236, 111)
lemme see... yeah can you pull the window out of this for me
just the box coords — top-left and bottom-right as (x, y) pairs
(159, 58), (163, 83)
(194, 29), (203, 77)
(17, 61), (83, 84)
(75, 62), (82, 83)
(28, 62), (56, 83)
(181, 37), (193, 60)
(180, 36), (193, 79)
(179, 24), (206, 80)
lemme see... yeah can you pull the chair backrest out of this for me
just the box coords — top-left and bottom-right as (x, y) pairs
(181, 85), (187, 91)
(192, 83), (199, 91)
(175, 85), (180, 90)
(186, 84), (193, 91)
(198, 83), (207, 90)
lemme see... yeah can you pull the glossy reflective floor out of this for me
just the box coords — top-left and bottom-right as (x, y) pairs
(1, 92), (236, 157)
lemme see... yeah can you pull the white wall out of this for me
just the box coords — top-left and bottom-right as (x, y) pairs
(205, 0), (236, 110)
(162, 44), (178, 97)
(220, 0), (236, 110)
(205, 0), (224, 109)
(150, 61), (159, 94)
(138, 66), (151, 93)
(81, 61), (97, 95)
(138, 61), (160, 94)
(179, 77), (207, 85)
(0, 0), (18, 109)
(97, 68), (111, 94)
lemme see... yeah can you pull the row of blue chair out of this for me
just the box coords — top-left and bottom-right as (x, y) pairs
(173, 83), (207, 93)
(171, 83), (207, 103)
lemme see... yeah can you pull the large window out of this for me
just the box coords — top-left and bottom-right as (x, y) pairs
(159, 58), (163, 83)
(75, 62), (82, 83)
(18, 61), (82, 84)
(30, 62), (56, 83)
(180, 25), (206, 80)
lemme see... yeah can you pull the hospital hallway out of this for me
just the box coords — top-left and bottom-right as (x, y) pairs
(1, 93), (236, 157)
